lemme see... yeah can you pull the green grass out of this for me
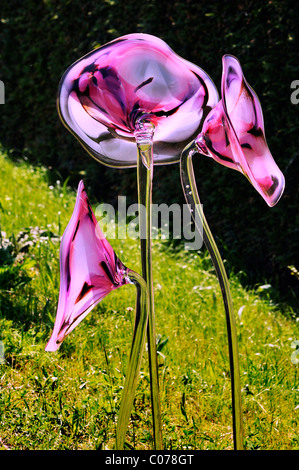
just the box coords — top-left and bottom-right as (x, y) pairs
(0, 151), (299, 450)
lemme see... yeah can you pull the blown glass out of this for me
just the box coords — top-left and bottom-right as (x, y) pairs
(180, 54), (285, 450)
(45, 180), (149, 449)
(195, 54), (285, 206)
(45, 180), (131, 351)
(57, 33), (218, 168)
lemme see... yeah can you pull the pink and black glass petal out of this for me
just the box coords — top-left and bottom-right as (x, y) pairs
(197, 55), (285, 207)
(58, 33), (219, 168)
(45, 180), (129, 351)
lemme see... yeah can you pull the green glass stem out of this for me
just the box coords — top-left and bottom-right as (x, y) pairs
(116, 269), (149, 449)
(180, 141), (244, 450)
(134, 121), (163, 450)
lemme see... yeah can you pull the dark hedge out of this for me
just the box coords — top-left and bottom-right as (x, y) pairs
(0, 0), (298, 307)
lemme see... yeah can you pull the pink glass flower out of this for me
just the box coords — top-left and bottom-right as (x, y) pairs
(195, 54), (285, 207)
(45, 181), (150, 449)
(45, 180), (130, 351)
(58, 33), (218, 168)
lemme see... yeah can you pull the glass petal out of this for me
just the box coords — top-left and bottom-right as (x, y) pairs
(58, 33), (219, 168)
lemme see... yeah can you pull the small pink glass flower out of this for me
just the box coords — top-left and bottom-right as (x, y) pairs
(45, 180), (130, 351)
(57, 33), (218, 168)
(180, 55), (285, 451)
(194, 54), (285, 206)
(45, 180), (149, 450)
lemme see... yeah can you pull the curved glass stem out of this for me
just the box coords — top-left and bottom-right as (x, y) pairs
(116, 269), (149, 449)
(180, 142), (244, 450)
(134, 120), (163, 450)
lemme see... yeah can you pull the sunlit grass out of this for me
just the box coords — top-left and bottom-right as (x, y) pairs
(0, 151), (298, 450)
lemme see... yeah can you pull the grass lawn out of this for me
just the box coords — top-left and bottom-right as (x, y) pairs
(0, 151), (298, 450)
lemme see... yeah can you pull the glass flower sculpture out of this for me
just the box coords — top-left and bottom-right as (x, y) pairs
(180, 54), (285, 450)
(45, 180), (150, 450)
(57, 33), (219, 449)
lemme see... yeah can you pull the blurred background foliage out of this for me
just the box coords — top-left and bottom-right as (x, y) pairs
(0, 0), (298, 307)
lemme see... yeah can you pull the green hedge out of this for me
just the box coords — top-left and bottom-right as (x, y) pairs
(0, 0), (298, 306)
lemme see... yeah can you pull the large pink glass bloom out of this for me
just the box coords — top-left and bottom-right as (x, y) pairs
(180, 55), (285, 450)
(195, 54), (285, 206)
(57, 33), (218, 168)
(45, 180), (130, 351)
